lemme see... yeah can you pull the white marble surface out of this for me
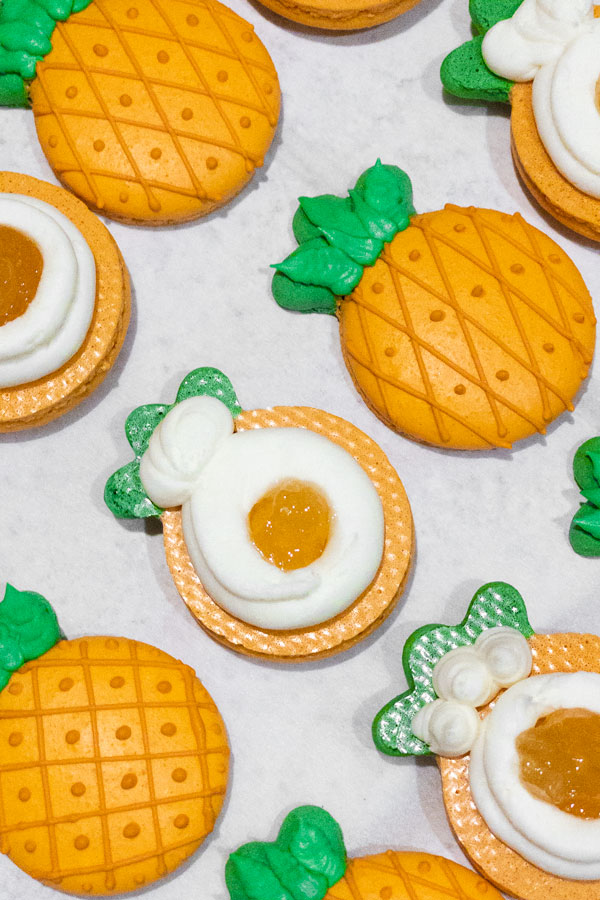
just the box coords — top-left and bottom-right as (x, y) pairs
(1, 0), (600, 897)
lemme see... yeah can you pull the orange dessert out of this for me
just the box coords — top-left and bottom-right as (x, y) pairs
(0, 583), (229, 896)
(273, 162), (595, 450)
(0, 0), (281, 225)
(105, 368), (413, 661)
(0, 172), (130, 432)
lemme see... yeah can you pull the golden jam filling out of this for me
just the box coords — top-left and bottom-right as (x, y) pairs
(517, 708), (600, 819)
(0, 226), (43, 326)
(248, 479), (331, 571)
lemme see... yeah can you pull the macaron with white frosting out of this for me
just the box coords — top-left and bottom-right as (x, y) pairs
(105, 368), (413, 660)
(374, 581), (600, 900)
(441, 0), (600, 242)
(0, 172), (130, 431)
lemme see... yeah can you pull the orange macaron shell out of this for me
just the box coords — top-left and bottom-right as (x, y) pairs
(29, 0), (281, 225)
(162, 405), (413, 661)
(324, 851), (502, 899)
(338, 205), (595, 450)
(510, 83), (600, 244)
(0, 172), (130, 432)
(253, 0), (422, 32)
(0, 635), (229, 896)
(439, 631), (600, 900)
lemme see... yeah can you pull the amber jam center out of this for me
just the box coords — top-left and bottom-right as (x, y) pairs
(0, 226), (43, 327)
(248, 479), (331, 571)
(516, 707), (600, 819)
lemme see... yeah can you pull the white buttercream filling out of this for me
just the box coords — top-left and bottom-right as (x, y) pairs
(0, 194), (96, 388)
(482, 0), (600, 199)
(139, 398), (385, 630)
(470, 672), (600, 879)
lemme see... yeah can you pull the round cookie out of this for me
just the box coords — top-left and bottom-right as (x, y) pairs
(0, 0), (281, 225)
(104, 367), (413, 661)
(0, 583), (229, 896)
(253, 0), (422, 33)
(0, 171), (130, 432)
(441, 1), (600, 241)
(225, 805), (502, 899)
(374, 582), (600, 900)
(272, 161), (595, 450)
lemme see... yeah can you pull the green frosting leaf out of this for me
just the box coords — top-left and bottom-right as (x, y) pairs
(104, 368), (242, 520)
(440, 37), (513, 104)
(226, 806), (346, 900)
(0, 584), (61, 690)
(273, 239), (363, 295)
(272, 161), (414, 314)
(271, 271), (336, 315)
(570, 438), (600, 557)
(372, 582), (534, 757)
(440, 1), (524, 104)
(469, 0), (523, 33)
(0, 0), (93, 108)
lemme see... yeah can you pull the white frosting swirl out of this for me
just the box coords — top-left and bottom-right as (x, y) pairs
(139, 396), (234, 508)
(414, 627), (533, 757)
(433, 646), (498, 707)
(482, 0), (600, 199)
(474, 626), (532, 686)
(482, 0), (594, 81)
(139, 399), (385, 630)
(413, 699), (480, 757)
(0, 194), (96, 388)
(470, 672), (600, 879)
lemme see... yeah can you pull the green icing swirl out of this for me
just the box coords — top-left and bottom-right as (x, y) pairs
(104, 368), (242, 520)
(372, 582), (534, 757)
(0, 0), (93, 108)
(570, 438), (600, 557)
(271, 161), (415, 316)
(0, 583), (61, 690)
(226, 806), (347, 900)
(440, 0), (524, 105)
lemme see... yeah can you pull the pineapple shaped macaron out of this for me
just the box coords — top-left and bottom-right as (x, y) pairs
(272, 161), (596, 450)
(0, 0), (280, 225)
(225, 805), (503, 900)
(0, 583), (229, 895)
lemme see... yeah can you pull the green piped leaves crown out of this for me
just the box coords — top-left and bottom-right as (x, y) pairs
(569, 438), (600, 557)
(0, 0), (93, 107)
(226, 806), (347, 900)
(271, 161), (415, 316)
(104, 368), (242, 520)
(440, 0), (523, 104)
(372, 582), (534, 757)
(0, 584), (61, 690)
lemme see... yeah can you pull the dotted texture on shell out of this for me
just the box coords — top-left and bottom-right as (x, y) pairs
(340, 205), (595, 450)
(510, 82), (600, 243)
(323, 851), (501, 899)
(439, 632), (600, 900)
(0, 171), (130, 432)
(0, 636), (229, 895)
(30, 0), (281, 225)
(162, 405), (413, 661)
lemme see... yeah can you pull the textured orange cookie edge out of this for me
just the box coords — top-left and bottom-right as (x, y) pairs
(510, 83), (600, 243)
(439, 631), (600, 900)
(254, 0), (421, 31)
(162, 405), (413, 661)
(0, 172), (130, 432)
